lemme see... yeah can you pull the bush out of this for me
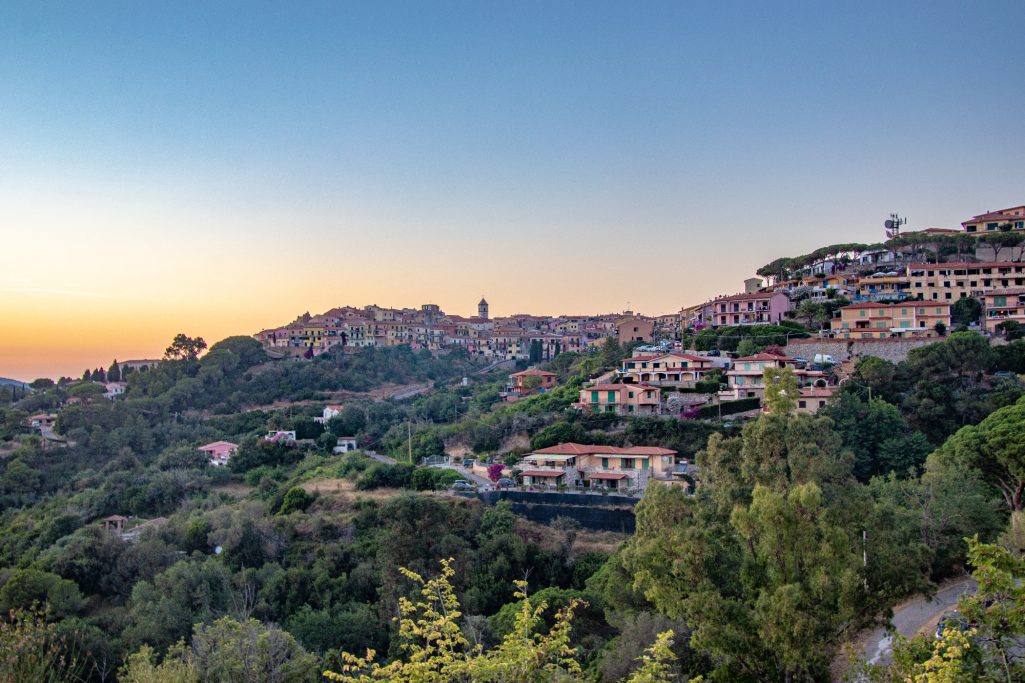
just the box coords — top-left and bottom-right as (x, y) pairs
(696, 398), (761, 419)
(355, 463), (415, 490)
(278, 487), (313, 514)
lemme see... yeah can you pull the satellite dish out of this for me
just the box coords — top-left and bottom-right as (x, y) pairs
(214, 546), (223, 555)
(884, 220), (894, 229)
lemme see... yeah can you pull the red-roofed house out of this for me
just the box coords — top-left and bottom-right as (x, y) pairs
(575, 384), (661, 416)
(830, 301), (950, 339)
(519, 442), (682, 491)
(504, 368), (557, 401)
(962, 206), (1025, 233)
(981, 288), (1025, 333)
(198, 441), (239, 467)
(619, 353), (719, 387)
(701, 291), (791, 327)
(724, 353), (827, 400)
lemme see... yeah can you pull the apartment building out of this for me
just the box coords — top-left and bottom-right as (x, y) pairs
(723, 352), (827, 400)
(830, 302), (951, 339)
(855, 274), (911, 302)
(700, 291), (791, 327)
(907, 262), (1025, 302)
(962, 206), (1025, 233)
(619, 352), (720, 387)
(519, 442), (682, 492)
(575, 383), (661, 416)
(981, 288), (1025, 332)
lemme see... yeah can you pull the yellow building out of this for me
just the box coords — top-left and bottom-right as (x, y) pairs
(906, 262), (1025, 302)
(830, 302), (951, 339)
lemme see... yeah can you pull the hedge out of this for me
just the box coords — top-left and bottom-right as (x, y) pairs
(696, 397), (761, 419)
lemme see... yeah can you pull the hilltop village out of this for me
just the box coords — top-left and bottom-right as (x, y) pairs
(4, 202), (1025, 682)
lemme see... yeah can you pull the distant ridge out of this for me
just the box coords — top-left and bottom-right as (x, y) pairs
(0, 377), (29, 389)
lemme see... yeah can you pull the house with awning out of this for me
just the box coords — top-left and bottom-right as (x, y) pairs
(518, 442), (683, 492)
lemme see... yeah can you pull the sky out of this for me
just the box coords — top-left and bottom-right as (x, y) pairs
(1, 1), (1024, 380)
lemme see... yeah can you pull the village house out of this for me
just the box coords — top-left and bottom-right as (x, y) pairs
(830, 302), (951, 339)
(961, 205), (1025, 233)
(981, 288), (1025, 333)
(575, 383), (661, 416)
(616, 316), (654, 344)
(795, 387), (835, 414)
(333, 437), (358, 454)
(27, 413), (57, 430)
(618, 352), (720, 387)
(701, 291), (791, 327)
(103, 382), (126, 400)
(723, 352), (827, 400)
(504, 368), (557, 401)
(316, 405), (344, 424)
(265, 430), (297, 444)
(198, 440), (239, 467)
(519, 442), (684, 492)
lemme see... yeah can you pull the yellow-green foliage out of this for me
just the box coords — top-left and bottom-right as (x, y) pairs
(324, 559), (681, 683)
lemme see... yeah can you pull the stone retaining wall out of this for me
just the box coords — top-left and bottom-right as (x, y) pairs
(786, 337), (938, 364)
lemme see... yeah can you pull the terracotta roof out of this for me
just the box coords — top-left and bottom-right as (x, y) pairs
(962, 207), (1025, 224)
(908, 261), (1025, 271)
(585, 383), (660, 392)
(799, 387), (835, 398)
(529, 442), (677, 457)
(711, 291), (785, 301)
(198, 440), (239, 452)
(588, 472), (627, 480)
(733, 353), (791, 362)
(984, 288), (1025, 296)
(511, 368), (556, 377)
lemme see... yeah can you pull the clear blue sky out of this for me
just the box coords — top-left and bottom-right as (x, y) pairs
(1, 1), (1024, 379)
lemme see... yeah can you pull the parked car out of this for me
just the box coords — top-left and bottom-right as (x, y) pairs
(463, 458), (475, 467)
(451, 480), (475, 492)
(935, 611), (969, 638)
(496, 477), (516, 489)
(706, 349), (721, 357)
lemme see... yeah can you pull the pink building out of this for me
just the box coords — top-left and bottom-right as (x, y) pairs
(198, 440), (239, 467)
(701, 291), (791, 327)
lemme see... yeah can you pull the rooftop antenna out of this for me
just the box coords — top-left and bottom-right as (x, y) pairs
(884, 213), (906, 240)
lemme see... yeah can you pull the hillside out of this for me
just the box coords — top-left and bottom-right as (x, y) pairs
(0, 331), (1024, 681)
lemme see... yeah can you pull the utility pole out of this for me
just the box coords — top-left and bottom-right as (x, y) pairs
(407, 420), (412, 464)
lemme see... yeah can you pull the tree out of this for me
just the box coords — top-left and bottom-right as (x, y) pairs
(762, 367), (798, 416)
(934, 321), (947, 336)
(189, 617), (319, 683)
(119, 644), (198, 683)
(82, 369), (92, 382)
(164, 334), (208, 362)
(997, 319), (1024, 341)
(821, 393), (931, 480)
(620, 414), (931, 682)
(735, 338), (760, 357)
(928, 395), (1025, 512)
(950, 297), (982, 327)
(107, 360), (122, 382)
(0, 607), (83, 683)
(855, 537), (1025, 681)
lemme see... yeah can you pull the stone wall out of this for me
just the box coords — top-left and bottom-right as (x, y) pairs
(786, 337), (939, 364)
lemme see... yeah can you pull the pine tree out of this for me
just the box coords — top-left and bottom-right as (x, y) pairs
(108, 360), (121, 382)
(82, 369), (92, 381)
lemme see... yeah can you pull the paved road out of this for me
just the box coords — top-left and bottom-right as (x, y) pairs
(436, 463), (494, 489)
(864, 578), (976, 667)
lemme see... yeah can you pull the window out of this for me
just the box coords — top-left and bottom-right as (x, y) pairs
(607, 391), (616, 402)
(798, 400), (807, 408)
(601, 457), (609, 469)
(628, 391), (634, 399)
(622, 459), (635, 469)
(628, 405), (635, 413)
(935, 308), (943, 314)
(641, 459), (649, 470)
(591, 390), (599, 403)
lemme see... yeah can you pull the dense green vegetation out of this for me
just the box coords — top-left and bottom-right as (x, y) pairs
(1, 331), (1024, 681)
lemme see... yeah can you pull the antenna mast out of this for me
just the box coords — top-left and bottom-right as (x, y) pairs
(884, 213), (906, 240)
